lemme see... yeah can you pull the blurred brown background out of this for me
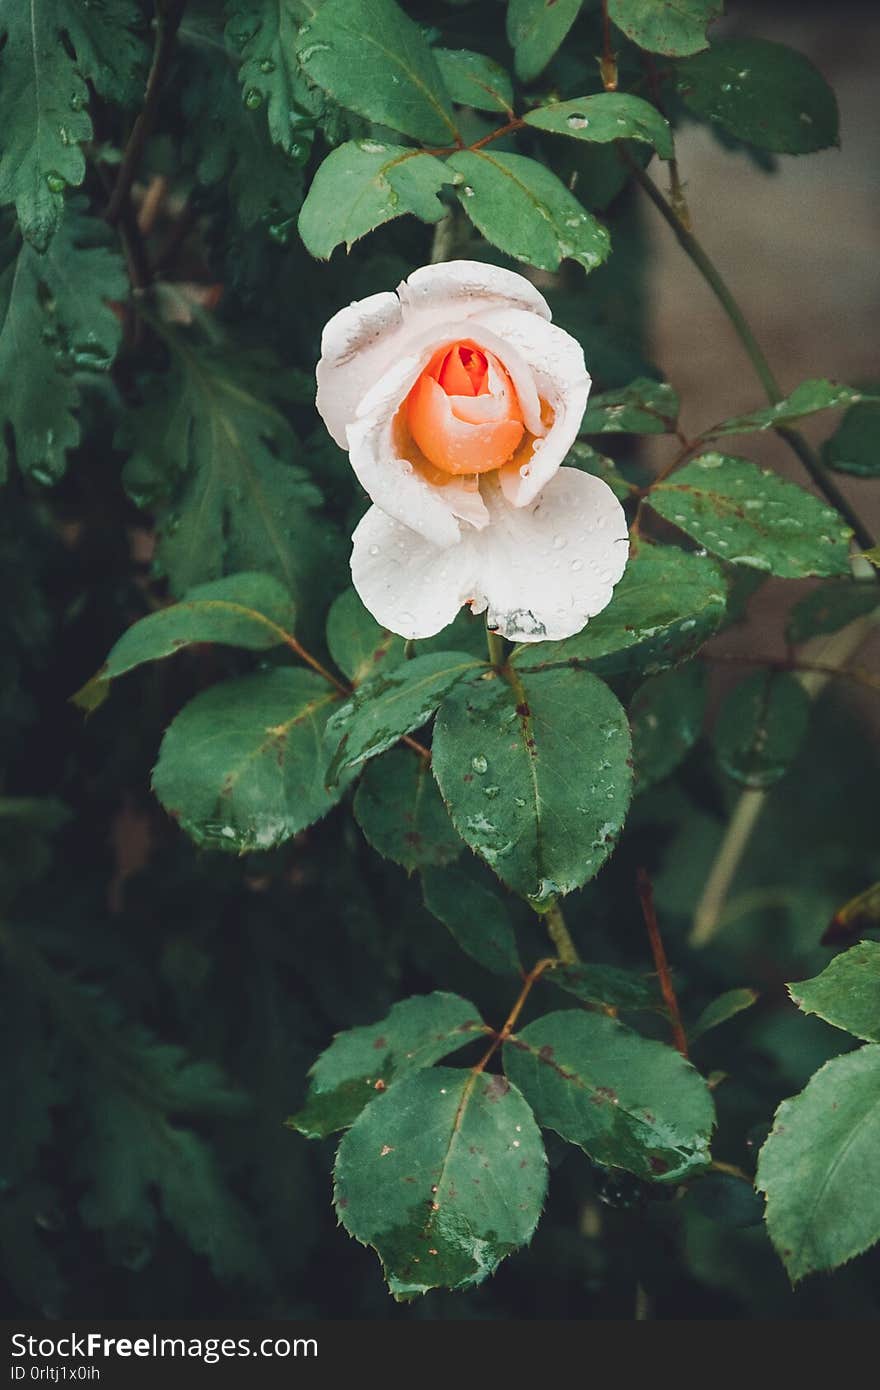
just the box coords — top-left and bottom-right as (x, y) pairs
(642, 0), (879, 665)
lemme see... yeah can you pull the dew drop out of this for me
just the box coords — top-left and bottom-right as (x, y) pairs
(244, 88), (263, 110)
(566, 113), (589, 130)
(259, 58), (276, 73)
(368, 544), (380, 557)
(471, 755), (488, 774)
(45, 171), (66, 193)
(570, 558), (583, 572)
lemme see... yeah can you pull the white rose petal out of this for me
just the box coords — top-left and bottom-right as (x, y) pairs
(351, 469), (629, 644)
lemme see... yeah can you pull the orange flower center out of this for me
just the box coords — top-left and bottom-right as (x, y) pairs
(405, 340), (525, 477)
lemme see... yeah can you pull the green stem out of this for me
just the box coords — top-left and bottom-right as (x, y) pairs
(486, 625), (507, 669)
(543, 900), (579, 965)
(626, 157), (877, 552)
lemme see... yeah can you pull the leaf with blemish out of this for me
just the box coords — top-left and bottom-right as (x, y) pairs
(647, 454), (853, 577)
(103, 574), (297, 681)
(549, 963), (662, 1012)
(354, 748), (462, 873)
(581, 378), (680, 435)
(333, 1067), (547, 1296)
(152, 668), (349, 852)
(525, 94), (673, 160)
(757, 1047), (880, 1281)
(608, 0), (722, 58)
(326, 587), (406, 686)
(503, 1010), (715, 1181)
(435, 49), (514, 113)
(788, 943), (880, 1044)
(432, 667), (632, 904)
(289, 993), (485, 1139)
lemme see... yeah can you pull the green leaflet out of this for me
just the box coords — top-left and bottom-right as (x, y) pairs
(580, 378), (680, 434)
(506, 0), (583, 82)
(434, 50), (514, 113)
(103, 574), (297, 680)
(152, 668), (350, 852)
(333, 1068), (547, 1296)
(354, 748), (462, 873)
(448, 150), (611, 274)
(0, 210), (127, 483)
(675, 39), (839, 155)
(706, 381), (878, 437)
(647, 454), (853, 577)
(0, 0), (145, 247)
(432, 666), (632, 903)
(788, 942), (880, 1044)
(290, 993), (485, 1139)
(690, 988), (758, 1042)
(119, 342), (339, 608)
(757, 1047), (880, 1281)
(608, 0), (721, 57)
(324, 650), (484, 782)
(299, 142), (448, 258)
(525, 94), (673, 161)
(421, 864), (521, 975)
(714, 672), (810, 788)
(630, 663), (707, 791)
(296, 0), (458, 145)
(504, 1010), (715, 1181)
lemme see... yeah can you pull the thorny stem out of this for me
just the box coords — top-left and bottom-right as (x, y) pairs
(106, 0), (188, 225)
(543, 899), (579, 965)
(486, 625), (507, 669)
(637, 867), (688, 1057)
(472, 957), (556, 1074)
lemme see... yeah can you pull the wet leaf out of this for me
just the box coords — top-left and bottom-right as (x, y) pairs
(714, 672), (810, 788)
(289, 993), (485, 1138)
(580, 378), (680, 434)
(504, 1010), (715, 1181)
(334, 1068), (547, 1296)
(299, 142), (448, 258)
(525, 95), (673, 161)
(608, 0), (722, 57)
(435, 49), (513, 113)
(507, 0), (583, 81)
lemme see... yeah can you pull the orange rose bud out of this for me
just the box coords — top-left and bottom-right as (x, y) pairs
(406, 340), (525, 476)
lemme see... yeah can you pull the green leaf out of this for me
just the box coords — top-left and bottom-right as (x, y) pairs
(120, 343), (337, 606)
(564, 441), (634, 501)
(432, 667), (632, 904)
(354, 748), (462, 873)
(325, 651), (483, 782)
(0, 210), (127, 483)
(788, 943), (880, 1044)
(525, 94), (673, 160)
(675, 39), (839, 155)
(299, 141), (448, 258)
(226, 0), (319, 155)
(103, 574), (296, 681)
(421, 865), (521, 975)
(549, 963), (662, 1012)
(580, 378), (680, 434)
(448, 150), (611, 275)
(691, 988), (758, 1041)
(630, 663), (707, 791)
(506, 0), (583, 82)
(184, 44), (306, 233)
(785, 582), (878, 645)
(289, 992), (485, 1139)
(152, 668), (348, 852)
(647, 454), (853, 577)
(608, 0), (722, 57)
(714, 672), (810, 789)
(504, 1010), (715, 1181)
(756, 1047), (880, 1281)
(435, 49), (514, 113)
(333, 1068), (547, 1295)
(513, 544), (727, 678)
(707, 381), (877, 438)
(0, 1), (144, 247)
(326, 587), (406, 685)
(821, 400), (880, 478)
(296, 0), (458, 145)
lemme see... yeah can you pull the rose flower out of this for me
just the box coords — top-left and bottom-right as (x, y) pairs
(316, 261), (628, 643)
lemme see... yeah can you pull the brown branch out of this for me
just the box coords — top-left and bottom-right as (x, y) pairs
(106, 1), (187, 224)
(472, 958), (557, 1075)
(637, 868), (688, 1057)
